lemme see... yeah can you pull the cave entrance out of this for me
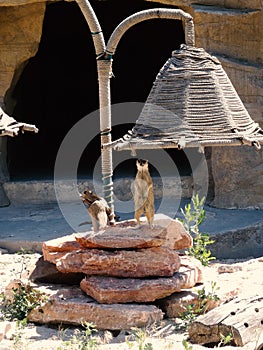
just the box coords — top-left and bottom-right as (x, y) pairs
(7, 0), (187, 180)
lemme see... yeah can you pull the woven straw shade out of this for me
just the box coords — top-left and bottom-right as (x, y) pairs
(109, 45), (263, 151)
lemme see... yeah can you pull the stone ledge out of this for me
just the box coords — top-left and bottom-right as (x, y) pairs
(27, 285), (163, 330)
(3, 176), (193, 204)
(193, 4), (260, 15)
(80, 261), (202, 304)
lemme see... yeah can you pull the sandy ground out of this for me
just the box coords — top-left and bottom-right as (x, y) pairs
(0, 251), (263, 350)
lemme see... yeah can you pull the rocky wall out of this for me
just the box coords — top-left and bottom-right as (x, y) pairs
(193, 5), (263, 64)
(192, 4), (263, 208)
(210, 57), (263, 208)
(0, 2), (45, 205)
(0, 2), (45, 107)
(0, 0), (262, 208)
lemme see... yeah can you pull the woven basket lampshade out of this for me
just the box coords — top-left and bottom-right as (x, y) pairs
(111, 45), (263, 151)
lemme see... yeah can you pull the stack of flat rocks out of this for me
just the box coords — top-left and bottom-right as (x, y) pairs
(28, 214), (204, 330)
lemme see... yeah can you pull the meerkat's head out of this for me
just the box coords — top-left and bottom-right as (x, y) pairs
(136, 159), (149, 171)
(80, 188), (98, 206)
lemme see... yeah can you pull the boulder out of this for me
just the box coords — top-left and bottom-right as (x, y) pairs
(30, 256), (85, 285)
(157, 290), (201, 318)
(152, 214), (193, 250)
(27, 285), (163, 330)
(180, 255), (204, 284)
(56, 247), (181, 278)
(80, 263), (201, 304)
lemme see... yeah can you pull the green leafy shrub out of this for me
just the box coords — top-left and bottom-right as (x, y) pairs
(177, 282), (220, 331)
(180, 194), (216, 266)
(1, 281), (48, 321)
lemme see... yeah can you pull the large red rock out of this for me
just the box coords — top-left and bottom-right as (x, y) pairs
(157, 288), (222, 318)
(30, 256), (85, 285)
(43, 234), (81, 252)
(42, 214), (192, 258)
(56, 247), (181, 278)
(75, 214), (192, 251)
(80, 262), (201, 304)
(75, 223), (167, 249)
(27, 285), (163, 330)
(43, 250), (68, 264)
(153, 214), (193, 250)
(42, 234), (83, 263)
(157, 290), (201, 318)
(180, 255), (204, 284)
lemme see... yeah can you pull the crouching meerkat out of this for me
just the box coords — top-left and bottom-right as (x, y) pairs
(80, 188), (114, 232)
(134, 159), (155, 228)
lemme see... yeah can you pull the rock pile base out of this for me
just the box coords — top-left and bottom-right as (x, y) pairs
(29, 214), (204, 329)
(27, 286), (163, 330)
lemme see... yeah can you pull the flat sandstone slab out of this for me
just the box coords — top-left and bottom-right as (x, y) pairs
(42, 214), (192, 255)
(75, 224), (166, 249)
(80, 258), (202, 303)
(43, 234), (81, 252)
(27, 285), (163, 330)
(56, 247), (181, 278)
(75, 214), (192, 250)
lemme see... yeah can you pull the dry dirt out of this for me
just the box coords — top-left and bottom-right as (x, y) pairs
(0, 251), (262, 350)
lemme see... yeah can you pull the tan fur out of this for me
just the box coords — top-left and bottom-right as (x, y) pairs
(80, 188), (114, 232)
(134, 159), (154, 227)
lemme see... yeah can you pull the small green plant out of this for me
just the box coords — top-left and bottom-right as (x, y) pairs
(180, 194), (216, 266)
(218, 332), (234, 347)
(196, 281), (220, 314)
(11, 320), (29, 350)
(179, 304), (197, 328)
(177, 282), (220, 330)
(182, 339), (193, 350)
(125, 327), (153, 350)
(57, 322), (98, 350)
(2, 281), (48, 321)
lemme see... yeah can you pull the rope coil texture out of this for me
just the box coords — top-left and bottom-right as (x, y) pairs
(75, 0), (105, 57)
(108, 45), (263, 151)
(106, 8), (194, 57)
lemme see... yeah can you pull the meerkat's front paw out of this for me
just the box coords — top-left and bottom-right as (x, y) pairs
(132, 224), (141, 230)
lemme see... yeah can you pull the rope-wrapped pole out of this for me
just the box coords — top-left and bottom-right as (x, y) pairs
(106, 8), (194, 57)
(75, 0), (114, 213)
(97, 59), (114, 211)
(75, 0), (105, 57)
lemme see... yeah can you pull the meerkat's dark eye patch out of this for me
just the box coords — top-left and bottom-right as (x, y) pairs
(137, 159), (148, 166)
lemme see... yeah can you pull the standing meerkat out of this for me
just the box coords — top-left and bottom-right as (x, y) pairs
(134, 159), (155, 228)
(80, 188), (114, 232)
